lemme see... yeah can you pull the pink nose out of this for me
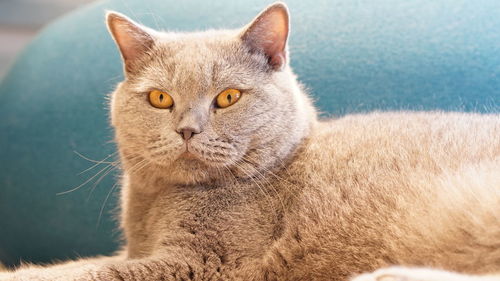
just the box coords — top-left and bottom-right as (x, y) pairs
(177, 127), (199, 140)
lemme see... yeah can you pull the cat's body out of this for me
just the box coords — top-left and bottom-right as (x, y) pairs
(120, 112), (500, 281)
(1, 2), (499, 281)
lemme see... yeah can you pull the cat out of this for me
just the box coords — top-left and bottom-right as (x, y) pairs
(1, 2), (499, 281)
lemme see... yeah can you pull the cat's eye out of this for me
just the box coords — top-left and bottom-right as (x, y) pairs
(149, 90), (174, 109)
(216, 89), (241, 108)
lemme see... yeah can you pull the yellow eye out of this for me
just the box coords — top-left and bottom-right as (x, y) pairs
(149, 90), (173, 109)
(216, 89), (241, 108)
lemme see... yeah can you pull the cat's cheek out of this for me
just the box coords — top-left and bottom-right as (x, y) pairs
(142, 134), (184, 163)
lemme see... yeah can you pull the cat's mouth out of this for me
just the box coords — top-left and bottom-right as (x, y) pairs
(180, 139), (240, 167)
(179, 149), (197, 160)
(144, 134), (241, 169)
(180, 141), (198, 158)
(175, 142), (214, 164)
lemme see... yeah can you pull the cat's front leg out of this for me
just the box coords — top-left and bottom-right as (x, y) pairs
(92, 258), (200, 281)
(0, 255), (221, 281)
(0, 263), (102, 281)
(351, 267), (500, 281)
(0, 254), (124, 281)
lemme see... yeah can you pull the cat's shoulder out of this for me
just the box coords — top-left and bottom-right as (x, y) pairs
(297, 111), (499, 164)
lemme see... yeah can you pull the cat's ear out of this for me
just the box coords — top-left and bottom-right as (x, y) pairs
(106, 11), (155, 73)
(240, 2), (290, 70)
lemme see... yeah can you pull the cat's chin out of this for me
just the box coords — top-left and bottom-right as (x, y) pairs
(126, 146), (242, 185)
(145, 155), (234, 186)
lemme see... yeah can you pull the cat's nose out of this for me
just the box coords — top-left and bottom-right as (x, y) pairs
(177, 126), (200, 141)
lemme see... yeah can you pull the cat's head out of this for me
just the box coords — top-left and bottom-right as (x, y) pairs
(107, 2), (316, 186)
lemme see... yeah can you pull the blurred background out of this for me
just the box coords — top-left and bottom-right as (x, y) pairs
(0, 0), (95, 78)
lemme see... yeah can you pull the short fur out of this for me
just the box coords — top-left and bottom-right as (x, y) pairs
(1, 2), (499, 281)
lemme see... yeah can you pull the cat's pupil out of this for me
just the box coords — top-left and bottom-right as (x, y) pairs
(227, 94), (232, 103)
(159, 94), (164, 102)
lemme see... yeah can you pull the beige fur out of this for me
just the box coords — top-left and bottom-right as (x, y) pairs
(1, 2), (499, 281)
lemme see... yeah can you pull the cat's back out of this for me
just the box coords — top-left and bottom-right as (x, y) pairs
(297, 111), (500, 209)
(281, 111), (500, 275)
(304, 111), (499, 174)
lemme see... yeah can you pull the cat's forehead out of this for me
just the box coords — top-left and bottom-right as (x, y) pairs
(155, 29), (239, 59)
(134, 30), (268, 92)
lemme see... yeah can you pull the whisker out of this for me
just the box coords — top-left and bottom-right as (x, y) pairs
(86, 164), (119, 202)
(57, 163), (114, 195)
(231, 161), (275, 209)
(241, 155), (287, 211)
(74, 150), (117, 165)
(96, 158), (150, 226)
(97, 180), (119, 227)
(239, 150), (302, 204)
(75, 151), (118, 176)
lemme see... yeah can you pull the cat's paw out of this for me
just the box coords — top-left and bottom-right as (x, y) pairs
(0, 263), (101, 281)
(351, 266), (479, 281)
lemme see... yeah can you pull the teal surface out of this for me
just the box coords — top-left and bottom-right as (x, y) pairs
(0, 0), (499, 267)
